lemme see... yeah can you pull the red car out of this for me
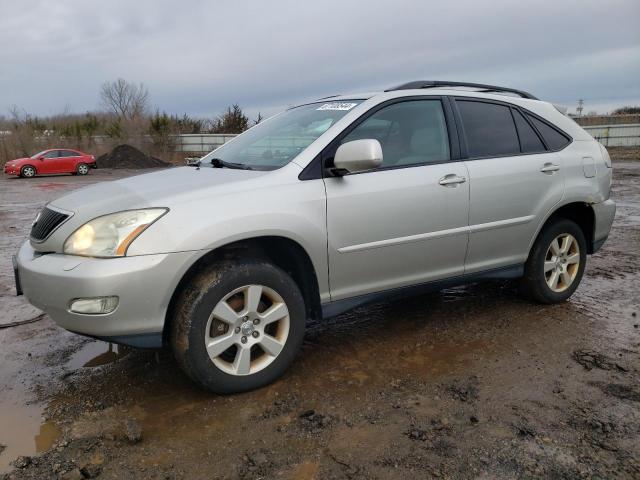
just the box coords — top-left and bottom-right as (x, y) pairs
(4, 149), (96, 178)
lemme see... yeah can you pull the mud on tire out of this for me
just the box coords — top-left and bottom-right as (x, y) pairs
(520, 218), (587, 304)
(170, 259), (306, 394)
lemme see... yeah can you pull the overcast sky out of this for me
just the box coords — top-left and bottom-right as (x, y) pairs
(1, 0), (638, 120)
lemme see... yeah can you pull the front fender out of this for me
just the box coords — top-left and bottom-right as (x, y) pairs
(127, 179), (329, 301)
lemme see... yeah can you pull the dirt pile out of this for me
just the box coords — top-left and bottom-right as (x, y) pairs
(96, 144), (170, 169)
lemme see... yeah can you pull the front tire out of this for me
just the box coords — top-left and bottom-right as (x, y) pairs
(20, 165), (36, 178)
(520, 218), (587, 304)
(171, 259), (306, 394)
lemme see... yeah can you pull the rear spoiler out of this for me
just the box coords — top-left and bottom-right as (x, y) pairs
(553, 104), (569, 115)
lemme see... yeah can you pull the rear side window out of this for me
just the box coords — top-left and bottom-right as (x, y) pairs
(457, 100), (520, 157)
(525, 113), (571, 150)
(512, 110), (546, 153)
(63, 150), (79, 157)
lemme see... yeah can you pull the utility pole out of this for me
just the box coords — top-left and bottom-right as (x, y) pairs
(577, 99), (584, 116)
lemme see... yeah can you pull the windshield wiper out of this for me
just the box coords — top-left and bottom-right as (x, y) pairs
(210, 158), (252, 170)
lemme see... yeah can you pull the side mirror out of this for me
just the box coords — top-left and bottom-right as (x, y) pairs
(332, 139), (383, 175)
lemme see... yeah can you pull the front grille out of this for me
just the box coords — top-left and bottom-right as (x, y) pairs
(30, 207), (70, 241)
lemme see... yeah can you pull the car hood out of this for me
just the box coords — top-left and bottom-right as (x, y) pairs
(49, 167), (270, 216)
(7, 157), (29, 165)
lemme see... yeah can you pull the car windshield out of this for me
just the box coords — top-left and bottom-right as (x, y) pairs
(30, 150), (49, 159)
(200, 100), (362, 170)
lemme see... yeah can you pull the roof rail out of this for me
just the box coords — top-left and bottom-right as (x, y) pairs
(315, 94), (341, 100)
(385, 80), (538, 100)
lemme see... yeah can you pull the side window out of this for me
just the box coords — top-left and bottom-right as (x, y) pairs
(341, 100), (450, 168)
(512, 109), (546, 153)
(63, 150), (78, 157)
(457, 100), (520, 158)
(525, 113), (571, 150)
(43, 151), (59, 159)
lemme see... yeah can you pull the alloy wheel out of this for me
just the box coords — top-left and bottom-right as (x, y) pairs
(78, 164), (89, 175)
(23, 166), (35, 177)
(544, 233), (580, 292)
(205, 284), (290, 376)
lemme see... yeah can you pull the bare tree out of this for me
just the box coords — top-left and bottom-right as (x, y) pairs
(100, 78), (150, 120)
(613, 105), (640, 115)
(7, 105), (37, 157)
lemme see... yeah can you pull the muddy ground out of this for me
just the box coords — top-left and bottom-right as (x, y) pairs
(0, 162), (639, 479)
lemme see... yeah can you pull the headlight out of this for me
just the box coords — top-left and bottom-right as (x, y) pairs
(64, 208), (168, 257)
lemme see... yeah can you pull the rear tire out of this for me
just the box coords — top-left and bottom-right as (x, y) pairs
(520, 218), (587, 304)
(20, 165), (36, 178)
(76, 163), (89, 175)
(171, 259), (306, 394)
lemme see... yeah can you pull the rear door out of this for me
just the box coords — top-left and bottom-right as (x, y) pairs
(454, 98), (565, 273)
(324, 98), (470, 300)
(61, 150), (81, 171)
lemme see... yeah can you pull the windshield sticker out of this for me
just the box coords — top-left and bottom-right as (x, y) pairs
(316, 102), (358, 111)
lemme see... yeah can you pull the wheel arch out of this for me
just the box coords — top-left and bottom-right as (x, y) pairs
(529, 201), (596, 258)
(163, 235), (323, 344)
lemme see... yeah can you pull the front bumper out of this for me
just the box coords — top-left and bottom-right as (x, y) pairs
(4, 165), (19, 175)
(591, 199), (616, 253)
(15, 242), (200, 347)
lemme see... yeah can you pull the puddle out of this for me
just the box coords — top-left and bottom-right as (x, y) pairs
(291, 461), (320, 479)
(34, 421), (62, 452)
(67, 341), (130, 369)
(35, 182), (68, 190)
(0, 341), (127, 472)
(0, 390), (61, 472)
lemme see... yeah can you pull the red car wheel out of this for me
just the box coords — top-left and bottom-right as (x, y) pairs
(20, 165), (36, 178)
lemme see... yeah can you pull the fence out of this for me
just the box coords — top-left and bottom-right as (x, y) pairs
(174, 134), (238, 153)
(581, 124), (640, 147)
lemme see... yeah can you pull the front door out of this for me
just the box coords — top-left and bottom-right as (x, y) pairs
(324, 99), (470, 300)
(39, 150), (65, 173)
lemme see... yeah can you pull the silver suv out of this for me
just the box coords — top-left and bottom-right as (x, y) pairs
(14, 81), (616, 393)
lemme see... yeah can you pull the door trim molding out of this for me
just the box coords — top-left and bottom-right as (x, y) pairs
(337, 215), (534, 254)
(337, 225), (468, 253)
(469, 215), (535, 234)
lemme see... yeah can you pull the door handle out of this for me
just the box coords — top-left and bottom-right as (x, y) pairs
(540, 163), (560, 173)
(439, 174), (466, 186)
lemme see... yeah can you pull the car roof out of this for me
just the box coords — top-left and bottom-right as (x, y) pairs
(306, 84), (591, 141)
(319, 80), (539, 102)
(325, 88), (536, 103)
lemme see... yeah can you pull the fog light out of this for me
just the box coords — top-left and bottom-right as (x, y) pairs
(68, 296), (119, 314)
